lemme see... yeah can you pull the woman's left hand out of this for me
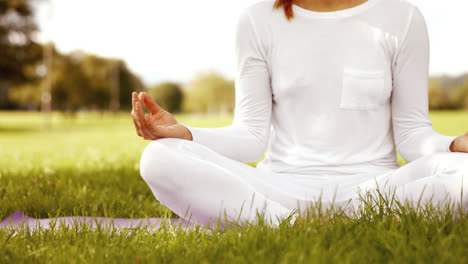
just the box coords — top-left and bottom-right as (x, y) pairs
(450, 132), (468, 152)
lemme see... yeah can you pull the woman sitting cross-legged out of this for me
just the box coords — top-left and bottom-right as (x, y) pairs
(132, 0), (468, 228)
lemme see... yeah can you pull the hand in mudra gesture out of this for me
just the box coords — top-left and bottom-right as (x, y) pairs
(131, 92), (193, 141)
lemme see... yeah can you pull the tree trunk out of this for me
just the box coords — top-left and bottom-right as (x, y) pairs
(0, 82), (8, 109)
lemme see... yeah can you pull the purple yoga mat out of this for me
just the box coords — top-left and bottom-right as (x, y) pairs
(0, 211), (207, 231)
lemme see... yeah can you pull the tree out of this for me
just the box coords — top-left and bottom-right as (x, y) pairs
(147, 82), (183, 113)
(50, 51), (91, 111)
(453, 80), (468, 110)
(183, 71), (235, 113)
(81, 54), (144, 111)
(428, 78), (455, 110)
(0, 0), (43, 109)
(10, 48), (145, 111)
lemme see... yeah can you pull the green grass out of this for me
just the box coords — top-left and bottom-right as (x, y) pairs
(1, 110), (468, 263)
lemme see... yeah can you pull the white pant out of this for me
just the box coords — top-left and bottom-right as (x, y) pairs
(139, 138), (468, 227)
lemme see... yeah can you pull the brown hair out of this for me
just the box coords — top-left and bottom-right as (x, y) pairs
(273, 0), (294, 21)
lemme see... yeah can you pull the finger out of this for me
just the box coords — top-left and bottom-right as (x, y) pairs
(142, 113), (153, 134)
(142, 127), (159, 140)
(131, 110), (139, 129)
(143, 114), (166, 140)
(143, 114), (151, 135)
(139, 92), (164, 115)
(131, 114), (142, 137)
(144, 129), (161, 141)
(142, 131), (151, 140)
(135, 101), (147, 128)
(144, 114), (161, 136)
(136, 102), (154, 138)
(140, 125), (152, 139)
(145, 112), (167, 137)
(132, 109), (143, 132)
(131, 111), (144, 137)
(135, 111), (151, 139)
(132, 92), (138, 110)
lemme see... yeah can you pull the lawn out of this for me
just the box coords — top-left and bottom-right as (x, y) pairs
(1, 110), (468, 263)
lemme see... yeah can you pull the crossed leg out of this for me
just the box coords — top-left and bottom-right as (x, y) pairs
(140, 138), (468, 227)
(357, 152), (468, 213)
(139, 138), (299, 228)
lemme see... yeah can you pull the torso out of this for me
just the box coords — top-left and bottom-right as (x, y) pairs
(247, 0), (414, 175)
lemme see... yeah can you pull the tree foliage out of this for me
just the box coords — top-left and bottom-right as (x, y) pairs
(147, 82), (183, 113)
(427, 75), (468, 110)
(0, 0), (43, 108)
(10, 46), (145, 111)
(80, 53), (145, 110)
(453, 80), (468, 109)
(428, 79), (456, 110)
(0, 0), (42, 83)
(182, 71), (235, 113)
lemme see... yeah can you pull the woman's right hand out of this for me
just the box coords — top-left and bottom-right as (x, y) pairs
(131, 91), (193, 141)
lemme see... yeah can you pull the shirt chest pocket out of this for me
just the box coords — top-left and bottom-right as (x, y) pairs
(339, 67), (391, 110)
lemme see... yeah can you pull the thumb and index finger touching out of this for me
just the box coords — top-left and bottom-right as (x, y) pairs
(136, 92), (167, 135)
(138, 92), (163, 115)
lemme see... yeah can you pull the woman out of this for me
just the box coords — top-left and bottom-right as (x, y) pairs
(132, 0), (468, 228)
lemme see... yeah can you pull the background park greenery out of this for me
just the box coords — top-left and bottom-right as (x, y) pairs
(2, 0), (468, 263)
(1, 111), (468, 263)
(1, 0), (468, 114)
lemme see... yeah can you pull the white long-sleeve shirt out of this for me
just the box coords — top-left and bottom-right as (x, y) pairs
(181, 0), (458, 176)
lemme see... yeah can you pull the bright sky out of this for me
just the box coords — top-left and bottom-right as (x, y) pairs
(35, 0), (468, 86)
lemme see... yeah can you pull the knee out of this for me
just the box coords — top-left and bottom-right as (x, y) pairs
(139, 138), (187, 188)
(424, 152), (468, 177)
